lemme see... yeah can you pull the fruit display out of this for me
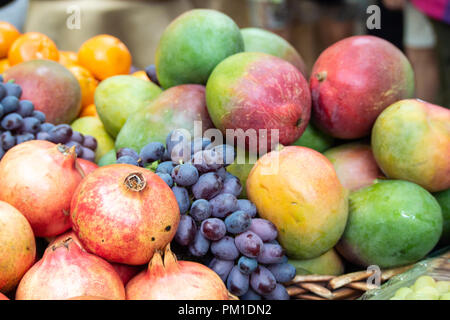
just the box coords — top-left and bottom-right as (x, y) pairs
(0, 6), (449, 302)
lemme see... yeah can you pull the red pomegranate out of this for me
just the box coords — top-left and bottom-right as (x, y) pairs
(77, 158), (99, 176)
(126, 245), (230, 300)
(70, 164), (180, 265)
(0, 141), (84, 237)
(111, 263), (144, 285)
(15, 237), (125, 300)
(0, 200), (36, 293)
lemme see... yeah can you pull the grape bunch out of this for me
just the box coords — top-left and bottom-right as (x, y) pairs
(0, 76), (97, 161)
(115, 129), (296, 300)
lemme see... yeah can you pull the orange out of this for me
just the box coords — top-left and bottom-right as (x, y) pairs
(0, 22), (20, 59)
(79, 103), (98, 118)
(66, 64), (98, 108)
(131, 70), (149, 81)
(59, 50), (78, 66)
(0, 58), (10, 73)
(8, 32), (59, 66)
(77, 34), (132, 80)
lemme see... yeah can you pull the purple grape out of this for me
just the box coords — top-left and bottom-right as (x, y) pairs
(221, 175), (242, 196)
(1, 96), (19, 113)
(4, 82), (22, 98)
(170, 141), (191, 164)
(216, 167), (227, 180)
(190, 199), (212, 222)
(32, 110), (46, 123)
(248, 218), (278, 242)
(16, 133), (34, 144)
(156, 172), (173, 187)
(40, 122), (54, 132)
(200, 218), (226, 241)
(235, 231), (263, 258)
(237, 199), (257, 218)
(139, 142), (165, 164)
(237, 256), (258, 275)
(171, 163), (199, 186)
(0, 131), (15, 150)
(1, 112), (23, 130)
(263, 284), (289, 300)
(224, 210), (251, 234)
(144, 64), (159, 86)
(208, 258), (234, 282)
(174, 214), (197, 246)
(0, 84), (6, 100)
(227, 266), (249, 296)
(20, 117), (41, 133)
(256, 243), (285, 264)
(211, 144), (235, 167)
(116, 147), (138, 161)
(188, 231), (210, 257)
(267, 263), (296, 283)
(250, 266), (277, 295)
(209, 193), (238, 218)
(65, 141), (83, 157)
(0, 104), (4, 118)
(17, 100), (34, 117)
(36, 131), (51, 141)
(191, 172), (223, 200)
(172, 186), (190, 214)
(210, 236), (239, 261)
(240, 289), (262, 300)
(156, 161), (174, 175)
(83, 135), (97, 150)
(71, 131), (84, 144)
(191, 149), (223, 173)
(49, 124), (72, 143)
(190, 137), (211, 154)
(117, 155), (139, 166)
(81, 147), (95, 162)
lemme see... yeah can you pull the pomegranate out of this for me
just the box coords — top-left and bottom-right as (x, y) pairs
(111, 263), (144, 286)
(16, 237), (125, 300)
(77, 158), (99, 176)
(0, 141), (84, 237)
(0, 201), (36, 293)
(70, 164), (180, 265)
(126, 245), (230, 300)
(0, 293), (9, 300)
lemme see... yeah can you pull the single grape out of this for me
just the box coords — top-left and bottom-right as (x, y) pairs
(263, 284), (290, 300)
(191, 137), (211, 154)
(237, 199), (257, 218)
(174, 214), (197, 246)
(4, 82), (22, 98)
(117, 155), (139, 166)
(191, 172), (223, 200)
(156, 172), (173, 187)
(156, 161), (174, 175)
(144, 64), (159, 86)
(211, 144), (235, 167)
(21, 117), (41, 133)
(0, 131), (15, 150)
(250, 266), (277, 295)
(208, 258), (234, 282)
(249, 218), (278, 242)
(117, 147), (139, 160)
(235, 231), (263, 258)
(1, 112), (23, 130)
(83, 135), (97, 150)
(172, 186), (190, 214)
(49, 124), (72, 143)
(237, 256), (258, 275)
(209, 193), (238, 218)
(1, 96), (19, 113)
(139, 142), (165, 164)
(171, 163), (199, 186)
(65, 141), (83, 157)
(16, 133), (35, 144)
(240, 289), (262, 300)
(40, 122), (55, 132)
(210, 236), (239, 261)
(188, 231), (210, 257)
(227, 266), (250, 296)
(221, 175), (242, 196)
(36, 131), (51, 141)
(81, 147), (95, 162)
(17, 100), (34, 117)
(70, 131), (84, 144)
(191, 149), (223, 173)
(266, 263), (296, 283)
(189, 199), (212, 222)
(32, 110), (46, 123)
(257, 243), (285, 264)
(200, 218), (226, 241)
(225, 210), (252, 234)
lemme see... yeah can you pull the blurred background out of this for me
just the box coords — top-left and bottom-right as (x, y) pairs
(0, 0), (449, 106)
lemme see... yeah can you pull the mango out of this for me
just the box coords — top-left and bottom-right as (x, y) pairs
(288, 249), (345, 276)
(246, 146), (348, 259)
(94, 75), (161, 138)
(337, 180), (443, 268)
(434, 189), (450, 244)
(292, 123), (334, 153)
